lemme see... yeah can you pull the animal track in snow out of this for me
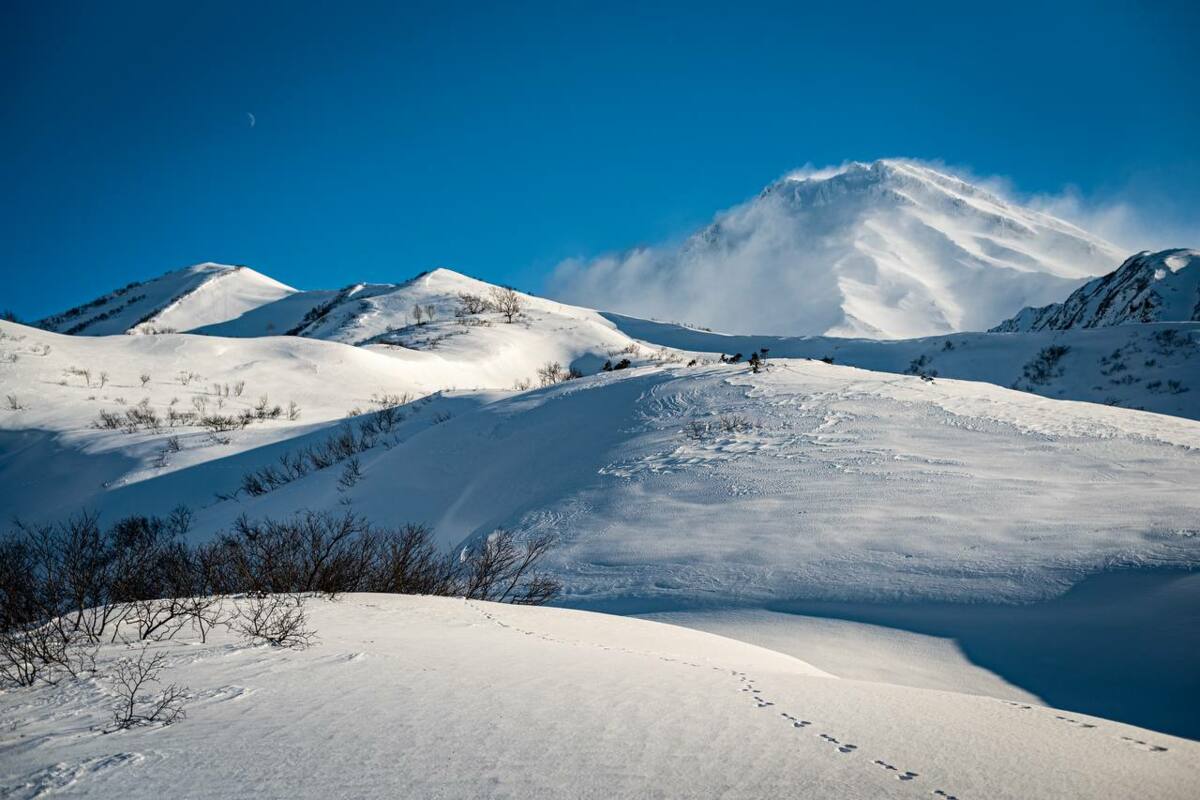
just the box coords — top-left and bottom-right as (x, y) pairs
(1119, 735), (1168, 753)
(1054, 714), (1097, 729)
(819, 733), (857, 753)
(873, 760), (919, 781)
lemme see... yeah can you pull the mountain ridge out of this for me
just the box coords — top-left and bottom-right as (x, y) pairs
(992, 248), (1200, 332)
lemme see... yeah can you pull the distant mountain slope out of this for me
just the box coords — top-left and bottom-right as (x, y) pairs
(992, 249), (1200, 332)
(605, 314), (1200, 420)
(36, 263), (295, 335)
(553, 159), (1125, 338)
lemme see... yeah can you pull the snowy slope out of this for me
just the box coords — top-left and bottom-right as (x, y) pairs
(36, 263), (295, 335)
(605, 313), (1200, 419)
(1, 595), (1195, 800)
(993, 248), (1200, 331)
(193, 361), (1200, 607)
(552, 159), (1125, 338)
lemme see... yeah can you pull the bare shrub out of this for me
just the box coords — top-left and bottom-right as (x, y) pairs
(5, 394), (21, 410)
(234, 594), (315, 649)
(537, 361), (566, 387)
(512, 377), (531, 391)
(456, 292), (492, 316)
(139, 373), (151, 388)
(460, 530), (562, 604)
(489, 286), (522, 323)
(287, 400), (301, 421)
(337, 457), (363, 490)
(105, 645), (188, 731)
(233, 380), (246, 397)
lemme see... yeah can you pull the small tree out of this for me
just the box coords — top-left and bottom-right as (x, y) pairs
(489, 287), (521, 323)
(105, 645), (188, 731)
(412, 304), (425, 326)
(139, 373), (151, 388)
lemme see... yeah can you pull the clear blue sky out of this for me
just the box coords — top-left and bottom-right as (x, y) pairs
(3, 0), (1198, 319)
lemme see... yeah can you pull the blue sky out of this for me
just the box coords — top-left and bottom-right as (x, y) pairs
(3, 0), (1198, 319)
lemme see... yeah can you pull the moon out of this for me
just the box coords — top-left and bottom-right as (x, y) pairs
(247, 112), (256, 128)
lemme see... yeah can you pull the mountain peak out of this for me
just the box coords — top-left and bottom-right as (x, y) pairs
(37, 262), (295, 335)
(555, 160), (1125, 339)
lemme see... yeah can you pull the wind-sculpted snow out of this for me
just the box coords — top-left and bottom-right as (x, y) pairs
(177, 362), (1200, 607)
(552, 159), (1125, 338)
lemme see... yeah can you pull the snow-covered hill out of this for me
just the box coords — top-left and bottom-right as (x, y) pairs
(4, 316), (1197, 607)
(552, 159), (1125, 338)
(36, 263), (295, 336)
(3, 595), (1195, 800)
(993, 248), (1200, 332)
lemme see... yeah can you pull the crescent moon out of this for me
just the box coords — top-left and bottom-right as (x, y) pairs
(247, 112), (256, 127)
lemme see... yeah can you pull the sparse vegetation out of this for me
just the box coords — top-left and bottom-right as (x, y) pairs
(1019, 345), (1070, 387)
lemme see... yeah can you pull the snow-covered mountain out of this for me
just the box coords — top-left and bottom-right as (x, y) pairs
(36, 263), (296, 335)
(552, 159), (1125, 338)
(993, 248), (1200, 332)
(4, 261), (1200, 753)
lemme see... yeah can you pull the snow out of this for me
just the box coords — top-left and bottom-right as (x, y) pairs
(35, 263), (295, 336)
(993, 249), (1200, 331)
(5, 263), (1200, 765)
(551, 159), (1126, 339)
(603, 313), (1200, 420)
(1, 594), (1196, 799)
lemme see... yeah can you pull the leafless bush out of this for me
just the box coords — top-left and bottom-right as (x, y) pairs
(105, 645), (188, 731)
(234, 594), (315, 649)
(201, 414), (245, 433)
(98, 371), (109, 388)
(512, 377), (531, 391)
(489, 286), (522, 323)
(5, 394), (21, 410)
(66, 366), (91, 386)
(139, 373), (151, 388)
(287, 400), (301, 421)
(233, 380), (246, 397)
(456, 292), (492, 316)
(537, 361), (566, 387)
(460, 530), (562, 604)
(253, 395), (282, 420)
(337, 457), (363, 490)
(0, 623), (97, 687)
(177, 371), (200, 386)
